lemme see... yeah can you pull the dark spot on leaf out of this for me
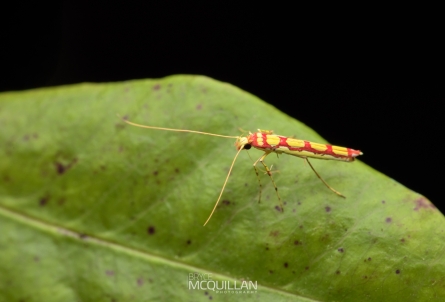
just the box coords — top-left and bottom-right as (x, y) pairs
(34, 256), (40, 262)
(137, 278), (143, 286)
(385, 217), (392, 223)
(382, 200), (386, 204)
(336, 270), (340, 275)
(209, 296), (212, 300)
(265, 247), (269, 250)
(23, 134), (30, 141)
(363, 275), (368, 279)
(33, 133), (38, 139)
(2, 175), (11, 182)
(305, 266), (309, 270)
(414, 197), (436, 211)
(39, 196), (49, 206)
(55, 158), (78, 175)
(153, 84), (161, 90)
(148, 226), (155, 235)
(204, 291), (208, 295)
(338, 248), (344, 253)
(196, 104), (202, 110)
(299, 225), (304, 229)
(275, 205), (283, 212)
(153, 171), (158, 176)
(400, 238), (405, 243)
(294, 240), (301, 245)
(284, 262), (288, 268)
(396, 269), (400, 274)
(100, 165), (106, 171)
(297, 201), (301, 205)
(222, 200), (231, 206)
(175, 168), (179, 173)
(269, 270), (273, 274)
(325, 206), (331, 212)
(79, 233), (88, 239)
(186, 240), (191, 245)
(269, 230), (279, 237)
(368, 257), (371, 261)
(57, 198), (65, 205)
(106, 270), (115, 276)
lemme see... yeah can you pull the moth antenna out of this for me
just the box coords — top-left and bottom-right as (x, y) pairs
(118, 115), (239, 139)
(203, 145), (245, 226)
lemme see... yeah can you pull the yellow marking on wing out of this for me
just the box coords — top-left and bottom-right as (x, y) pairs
(286, 138), (306, 148)
(310, 142), (329, 152)
(332, 145), (349, 156)
(257, 138), (264, 146)
(265, 135), (280, 146)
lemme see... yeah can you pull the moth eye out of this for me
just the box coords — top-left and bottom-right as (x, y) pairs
(244, 144), (252, 150)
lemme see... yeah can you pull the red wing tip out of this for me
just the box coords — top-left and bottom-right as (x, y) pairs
(351, 150), (363, 157)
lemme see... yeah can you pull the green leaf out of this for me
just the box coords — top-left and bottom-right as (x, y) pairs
(1, 75), (444, 301)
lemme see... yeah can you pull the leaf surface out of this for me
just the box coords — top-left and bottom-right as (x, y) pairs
(0, 76), (444, 301)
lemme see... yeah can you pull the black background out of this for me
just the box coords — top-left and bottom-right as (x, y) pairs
(2, 2), (442, 212)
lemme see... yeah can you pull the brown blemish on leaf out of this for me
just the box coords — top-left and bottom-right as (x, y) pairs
(325, 206), (331, 212)
(137, 278), (143, 286)
(79, 233), (88, 239)
(106, 270), (115, 276)
(153, 171), (158, 176)
(269, 230), (279, 237)
(275, 205), (283, 212)
(269, 270), (274, 274)
(186, 240), (192, 245)
(294, 240), (301, 245)
(338, 248), (344, 253)
(196, 104), (202, 110)
(336, 270), (340, 275)
(175, 168), (180, 173)
(55, 158), (78, 175)
(39, 196), (50, 206)
(284, 262), (288, 268)
(395, 269), (401, 274)
(153, 84), (161, 91)
(222, 200), (231, 206)
(305, 266), (309, 270)
(147, 226), (155, 235)
(385, 217), (392, 223)
(57, 198), (65, 205)
(414, 197), (436, 211)
(382, 200), (386, 204)
(368, 257), (371, 261)
(400, 238), (405, 243)
(34, 256), (40, 262)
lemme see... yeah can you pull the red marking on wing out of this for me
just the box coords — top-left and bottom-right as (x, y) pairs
(349, 148), (362, 157)
(261, 133), (273, 148)
(326, 145), (333, 153)
(279, 136), (289, 147)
